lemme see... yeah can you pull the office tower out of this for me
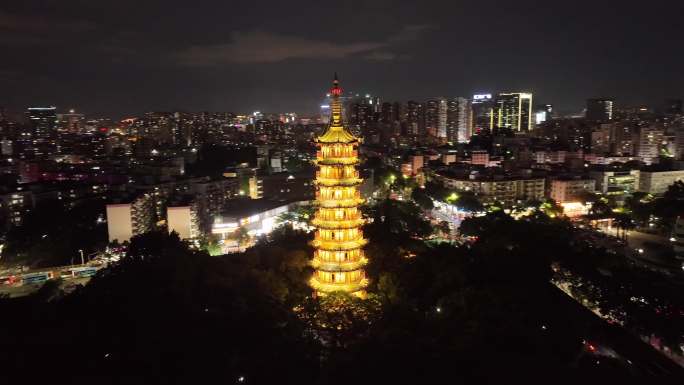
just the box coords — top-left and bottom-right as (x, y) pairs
(494, 93), (533, 131)
(471, 94), (495, 133)
(379, 102), (402, 138)
(634, 126), (664, 165)
(446, 97), (472, 143)
(534, 104), (553, 125)
(57, 109), (85, 133)
(311, 75), (368, 297)
(380, 102), (398, 123)
(27, 107), (57, 138)
(349, 102), (374, 131)
(425, 98), (447, 138)
(586, 98), (614, 122)
(405, 100), (424, 136)
(610, 122), (634, 155)
(319, 102), (331, 124)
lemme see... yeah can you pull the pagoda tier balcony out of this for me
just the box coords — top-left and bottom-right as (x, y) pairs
(315, 178), (362, 187)
(316, 198), (365, 208)
(310, 217), (365, 229)
(314, 207), (360, 220)
(316, 158), (360, 166)
(317, 188), (361, 200)
(316, 149), (358, 159)
(310, 238), (368, 251)
(310, 277), (368, 294)
(311, 257), (368, 272)
(316, 168), (359, 179)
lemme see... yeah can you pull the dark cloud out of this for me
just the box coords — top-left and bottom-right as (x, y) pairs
(1, 1), (683, 117)
(176, 31), (385, 65)
(175, 25), (431, 66)
(0, 10), (94, 33)
(363, 51), (399, 61)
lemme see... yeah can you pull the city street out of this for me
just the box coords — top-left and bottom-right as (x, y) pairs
(0, 276), (91, 298)
(597, 227), (682, 274)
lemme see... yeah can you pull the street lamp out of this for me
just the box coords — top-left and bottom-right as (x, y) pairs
(78, 249), (84, 265)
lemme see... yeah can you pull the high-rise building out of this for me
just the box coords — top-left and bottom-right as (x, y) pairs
(586, 98), (614, 122)
(105, 194), (155, 243)
(634, 126), (664, 165)
(27, 107), (57, 138)
(349, 102), (374, 133)
(471, 94), (495, 134)
(405, 101), (423, 136)
(425, 98), (447, 138)
(57, 109), (85, 133)
(310, 75), (368, 297)
(550, 178), (596, 203)
(534, 104), (553, 125)
(167, 201), (201, 240)
(446, 97), (472, 143)
(380, 102), (399, 123)
(494, 93), (533, 131)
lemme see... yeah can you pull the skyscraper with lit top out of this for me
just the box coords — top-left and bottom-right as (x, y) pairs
(310, 75), (368, 297)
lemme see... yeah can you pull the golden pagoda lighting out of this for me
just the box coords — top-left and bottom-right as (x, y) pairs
(310, 74), (368, 297)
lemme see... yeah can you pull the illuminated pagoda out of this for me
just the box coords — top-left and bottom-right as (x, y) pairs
(310, 74), (368, 297)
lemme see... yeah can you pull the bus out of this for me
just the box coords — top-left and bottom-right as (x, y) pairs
(21, 272), (52, 285)
(70, 267), (98, 278)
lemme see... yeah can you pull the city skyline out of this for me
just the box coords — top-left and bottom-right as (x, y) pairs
(2, 1), (684, 117)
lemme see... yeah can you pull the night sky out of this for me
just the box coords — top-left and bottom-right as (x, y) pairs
(1, 0), (683, 118)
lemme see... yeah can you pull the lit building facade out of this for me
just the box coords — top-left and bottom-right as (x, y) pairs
(310, 75), (368, 297)
(634, 126), (664, 165)
(425, 98), (447, 139)
(27, 107), (57, 138)
(471, 93), (495, 133)
(549, 178), (596, 203)
(434, 173), (545, 205)
(167, 202), (201, 240)
(495, 93), (533, 131)
(105, 194), (155, 243)
(590, 169), (640, 195)
(638, 170), (684, 195)
(446, 97), (472, 143)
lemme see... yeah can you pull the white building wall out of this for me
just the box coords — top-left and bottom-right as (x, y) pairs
(106, 204), (133, 243)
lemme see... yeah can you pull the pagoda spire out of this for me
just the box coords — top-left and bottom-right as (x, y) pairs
(329, 73), (343, 127)
(317, 74), (356, 144)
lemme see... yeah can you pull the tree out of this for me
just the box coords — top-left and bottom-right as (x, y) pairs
(455, 191), (484, 212)
(2, 199), (108, 267)
(411, 188), (434, 211)
(588, 198), (612, 218)
(539, 198), (563, 218)
(613, 213), (635, 240)
(298, 292), (382, 348)
(199, 233), (223, 256)
(435, 221), (451, 237)
(230, 226), (250, 247)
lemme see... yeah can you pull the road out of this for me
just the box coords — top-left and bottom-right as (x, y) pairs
(597, 227), (682, 273)
(552, 283), (684, 376)
(0, 276), (92, 298)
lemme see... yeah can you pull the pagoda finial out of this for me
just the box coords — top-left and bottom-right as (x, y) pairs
(330, 73), (342, 96)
